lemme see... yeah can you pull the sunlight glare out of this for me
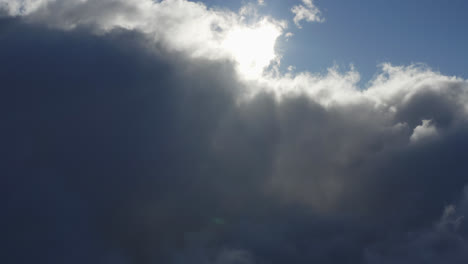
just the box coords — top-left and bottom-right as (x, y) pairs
(222, 19), (283, 79)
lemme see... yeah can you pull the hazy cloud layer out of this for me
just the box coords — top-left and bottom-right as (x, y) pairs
(3, 1), (468, 264)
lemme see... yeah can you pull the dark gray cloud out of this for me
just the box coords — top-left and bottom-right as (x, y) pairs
(365, 189), (468, 264)
(3, 16), (468, 264)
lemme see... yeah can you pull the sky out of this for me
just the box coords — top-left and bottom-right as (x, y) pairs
(3, 1), (468, 264)
(202, 0), (468, 83)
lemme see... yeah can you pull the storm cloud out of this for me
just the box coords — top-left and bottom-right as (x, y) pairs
(3, 1), (468, 264)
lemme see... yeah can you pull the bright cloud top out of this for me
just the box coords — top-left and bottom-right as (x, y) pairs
(2, 0), (468, 122)
(0, 0), (285, 80)
(222, 19), (282, 78)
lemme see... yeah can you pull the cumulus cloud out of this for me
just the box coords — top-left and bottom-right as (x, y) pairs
(3, 1), (468, 264)
(0, 0), (285, 79)
(366, 188), (468, 264)
(410, 119), (438, 143)
(291, 0), (324, 28)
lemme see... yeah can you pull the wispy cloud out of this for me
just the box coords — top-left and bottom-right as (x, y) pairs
(291, 0), (324, 28)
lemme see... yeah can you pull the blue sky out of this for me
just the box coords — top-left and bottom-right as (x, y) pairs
(204, 0), (468, 83)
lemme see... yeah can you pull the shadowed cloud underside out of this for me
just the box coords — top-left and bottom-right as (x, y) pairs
(3, 1), (468, 264)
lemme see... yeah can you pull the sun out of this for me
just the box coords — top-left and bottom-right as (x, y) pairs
(222, 19), (283, 80)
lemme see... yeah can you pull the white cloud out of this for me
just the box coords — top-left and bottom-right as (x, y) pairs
(3, 0), (468, 123)
(0, 0), (286, 80)
(410, 119), (438, 143)
(291, 0), (324, 28)
(0, 0), (52, 15)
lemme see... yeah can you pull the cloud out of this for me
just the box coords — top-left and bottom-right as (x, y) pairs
(410, 119), (438, 143)
(3, 1), (468, 264)
(291, 0), (324, 28)
(0, 0), (52, 15)
(365, 188), (468, 264)
(0, 0), (286, 79)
